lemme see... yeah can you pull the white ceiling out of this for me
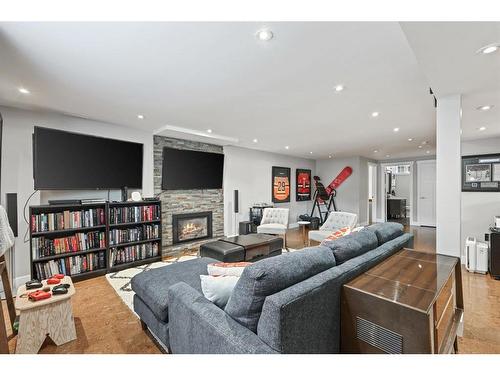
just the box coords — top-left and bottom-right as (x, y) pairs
(401, 22), (500, 142)
(0, 22), (497, 160)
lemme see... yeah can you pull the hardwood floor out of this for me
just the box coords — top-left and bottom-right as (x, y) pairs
(2, 224), (500, 353)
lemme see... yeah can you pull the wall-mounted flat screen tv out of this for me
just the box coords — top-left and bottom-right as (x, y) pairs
(33, 126), (143, 190)
(162, 147), (224, 190)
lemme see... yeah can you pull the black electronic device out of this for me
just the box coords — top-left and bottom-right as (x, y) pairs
(52, 284), (69, 295)
(234, 190), (239, 213)
(48, 199), (82, 206)
(33, 126), (143, 190)
(489, 230), (500, 280)
(25, 280), (43, 290)
(6, 193), (18, 237)
(161, 147), (224, 190)
(121, 186), (128, 202)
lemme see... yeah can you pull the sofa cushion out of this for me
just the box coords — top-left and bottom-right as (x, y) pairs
(131, 257), (216, 322)
(257, 223), (287, 235)
(328, 230), (379, 264)
(224, 246), (336, 332)
(366, 222), (404, 245)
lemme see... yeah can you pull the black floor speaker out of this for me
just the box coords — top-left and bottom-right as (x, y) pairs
(6, 193), (18, 237)
(234, 190), (239, 213)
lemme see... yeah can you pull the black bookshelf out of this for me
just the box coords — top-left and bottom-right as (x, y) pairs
(29, 200), (162, 282)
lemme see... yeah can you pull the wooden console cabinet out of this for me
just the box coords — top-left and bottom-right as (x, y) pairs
(341, 249), (464, 354)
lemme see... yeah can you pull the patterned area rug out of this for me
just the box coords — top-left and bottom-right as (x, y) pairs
(106, 249), (297, 313)
(105, 254), (197, 312)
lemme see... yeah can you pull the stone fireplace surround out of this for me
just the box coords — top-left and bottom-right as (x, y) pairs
(154, 135), (224, 257)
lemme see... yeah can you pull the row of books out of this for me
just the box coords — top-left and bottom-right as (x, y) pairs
(31, 208), (106, 233)
(110, 242), (160, 266)
(32, 231), (106, 259)
(34, 251), (106, 280)
(109, 205), (160, 224)
(109, 224), (160, 245)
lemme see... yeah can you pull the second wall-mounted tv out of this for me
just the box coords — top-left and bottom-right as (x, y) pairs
(162, 147), (224, 190)
(33, 126), (143, 190)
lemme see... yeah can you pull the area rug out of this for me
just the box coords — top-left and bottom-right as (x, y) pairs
(106, 249), (297, 313)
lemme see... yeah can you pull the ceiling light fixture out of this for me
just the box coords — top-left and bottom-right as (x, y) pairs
(479, 126), (487, 131)
(309, 151), (313, 154)
(285, 145), (289, 150)
(253, 138), (258, 143)
(408, 138), (413, 142)
(256, 29), (273, 41)
(426, 150), (431, 154)
(328, 155), (332, 159)
(371, 112), (379, 118)
(393, 127), (400, 132)
(207, 129), (213, 133)
(18, 87), (30, 94)
(373, 150), (379, 153)
(137, 114), (144, 120)
(421, 140), (428, 145)
(385, 154), (390, 158)
(334, 85), (344, 92)
(418, 145), (423, 149)
(477, 43), (500, 55)
(477, 105), (493, 111)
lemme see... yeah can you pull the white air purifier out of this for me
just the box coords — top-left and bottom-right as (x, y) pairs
(465, 237), (477, 272)
(476, 241), (489, 274)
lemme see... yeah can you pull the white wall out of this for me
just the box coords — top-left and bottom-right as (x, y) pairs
(461, 136), (500, 258)
(315, 156), (372, 225)
(223, 146), (315, 235)
(0, 106), (154, 285)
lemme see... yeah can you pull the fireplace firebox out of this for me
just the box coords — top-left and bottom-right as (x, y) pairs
(172, 211), (213, 244)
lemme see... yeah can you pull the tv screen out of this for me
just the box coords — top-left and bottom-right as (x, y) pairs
(162, 147), (224, 190)
(33, 127), (143, 190)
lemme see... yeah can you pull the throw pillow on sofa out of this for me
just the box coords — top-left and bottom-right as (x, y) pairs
(207, 262), (252, 277)
(326, 230), (379, 264)
(320, 226), (351, 247)
(224, 246), (336, 332)
(200, 275), (240, 308)
(366, 222), (404, 245)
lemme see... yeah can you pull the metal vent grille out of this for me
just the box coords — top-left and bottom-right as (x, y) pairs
(356, 317), (403, 354)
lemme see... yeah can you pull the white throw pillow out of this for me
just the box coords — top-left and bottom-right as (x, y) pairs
(200, 275), (240, 308)
(207, 262), (251, 277)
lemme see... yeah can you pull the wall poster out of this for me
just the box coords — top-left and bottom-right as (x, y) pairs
(462, 153), (500, 192)
(296, 168), (311, 201)
(272, 166), (291, 203)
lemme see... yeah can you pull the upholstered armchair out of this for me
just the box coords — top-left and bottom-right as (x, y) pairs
(308, 211), (358, 245)
(256, 208), (289, 249)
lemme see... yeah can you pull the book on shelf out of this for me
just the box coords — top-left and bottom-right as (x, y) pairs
(110, 242), (159, 267)
(109, 224), (159, 245)
(34, 251), (106, 280)
(31, 207), (105, 232)
(109, 204), (160, 224)
(32, 231), (106, 259)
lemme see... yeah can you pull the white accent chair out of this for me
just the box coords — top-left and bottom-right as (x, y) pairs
(256, 208), (289, 249)
(308, 211), (358, 245)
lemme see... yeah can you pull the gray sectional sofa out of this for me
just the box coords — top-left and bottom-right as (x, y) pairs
(131, 222), (413, 354)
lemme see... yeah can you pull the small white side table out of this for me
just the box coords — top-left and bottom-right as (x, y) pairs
(15, 276), (77, 354)
(297, 221), (311, 246)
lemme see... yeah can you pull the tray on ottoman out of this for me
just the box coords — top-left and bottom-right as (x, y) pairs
(200, 233), (283, 262)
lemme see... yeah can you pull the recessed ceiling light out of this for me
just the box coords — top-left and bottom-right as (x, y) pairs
(418, 145), (423, 149)
(393, 127), (400, 132)
(371, 112), (379, 118)
(285, 146), (289, 150)
(253, 138), (258, 143)
(309, 151), (313, 154)
(421, 140), (428, 145)
(18, 87), (30, 94)
(328, 155), (332, 158)
(385, 154), (390, 158)
(408, 138), (413, 142)
(207, 129), (213, 133)
(477, 105), (493, 111)
(477, 43), (500, 55)
(256, 29), (273, 41)
(373, 150), (379, 153)
(137, 114), (144, 120)
(426, 150), (431, 154)
(478, 126), (487, 131)
(334, 85), (344, 92)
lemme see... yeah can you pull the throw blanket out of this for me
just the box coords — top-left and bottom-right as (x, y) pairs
(0, 205), (14, 257)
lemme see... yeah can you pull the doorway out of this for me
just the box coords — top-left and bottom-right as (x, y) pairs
(368, 162), (377, 225)
(417, 160), (436, 227)
(381, 162), (413, 226)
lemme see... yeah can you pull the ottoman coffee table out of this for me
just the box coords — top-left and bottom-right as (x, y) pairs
(200, 233), (283, 262)
(15, 276), (77, 353)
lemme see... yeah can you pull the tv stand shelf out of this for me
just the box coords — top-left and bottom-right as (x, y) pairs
(29, 200), (162, 282)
